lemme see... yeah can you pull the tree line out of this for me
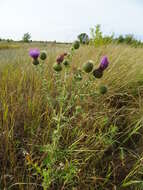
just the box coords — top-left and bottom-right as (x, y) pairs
(0, 26), (143, 47)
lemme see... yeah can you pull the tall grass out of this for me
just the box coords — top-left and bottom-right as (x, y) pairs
(0, 43), (143, 189)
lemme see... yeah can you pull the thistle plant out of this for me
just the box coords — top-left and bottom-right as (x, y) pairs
(27, 40), (110, 189)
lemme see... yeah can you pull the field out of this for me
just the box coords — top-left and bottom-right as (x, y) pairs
(0, 42), (143, 190)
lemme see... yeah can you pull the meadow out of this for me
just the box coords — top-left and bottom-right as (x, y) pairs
(0, 41), (143, 190)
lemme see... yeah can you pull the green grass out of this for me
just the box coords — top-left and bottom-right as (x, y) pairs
(1, 42), (143, 190)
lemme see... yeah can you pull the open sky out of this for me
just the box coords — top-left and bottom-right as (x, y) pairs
(0, 0), (143, 42)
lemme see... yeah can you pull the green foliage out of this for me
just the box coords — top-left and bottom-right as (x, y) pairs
(89, 24), (143, 48)
(115, 34), (143, 47)
(90, 24), (103, 46)
(90, 24), (114, 47)
(117, 35), (124, 43)
(22, 32), (31, 42)
(124, 34), (134, 44)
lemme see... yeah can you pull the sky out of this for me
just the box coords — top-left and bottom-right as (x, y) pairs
(0, 0), (143, 42)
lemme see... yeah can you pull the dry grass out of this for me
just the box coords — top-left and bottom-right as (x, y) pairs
(0, 43), (143, 190)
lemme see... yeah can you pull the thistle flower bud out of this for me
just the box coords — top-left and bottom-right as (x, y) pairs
(99, 86), (108, 94)
(53, 62), (62, 72)
(73, 41), (80, 49)
(40, 51), (47, 60)
(63, 60), (70, 66)
(83, 60), (94, 73)
(93, 68), (103, 79)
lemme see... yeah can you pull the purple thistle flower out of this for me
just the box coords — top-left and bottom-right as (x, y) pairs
(99, 56), (109, 71)
(29, 49), (40, 59)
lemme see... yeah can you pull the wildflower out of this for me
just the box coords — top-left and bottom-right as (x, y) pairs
(29, 48), (40, 59)
(73, 41), (80, 49)
(99, 56), (109, 71)
(93, 68), (103, 79)
(40, 51), (47, 60)
(53, 62), (62, 72)
(56, 53), (67, 64)
(83, 60), (94, 73)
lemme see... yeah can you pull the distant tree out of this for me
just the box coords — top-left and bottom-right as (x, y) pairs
(103, 33), (114, 44)
(124, 34), (134, 44)
(78, 33), (89, 44)
(117, 35), (124, 43)
(22, 32), (31, 42)
(7, 39), (13, 43)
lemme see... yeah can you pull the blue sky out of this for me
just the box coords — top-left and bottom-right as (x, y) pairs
(0, 0), (143, 41)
